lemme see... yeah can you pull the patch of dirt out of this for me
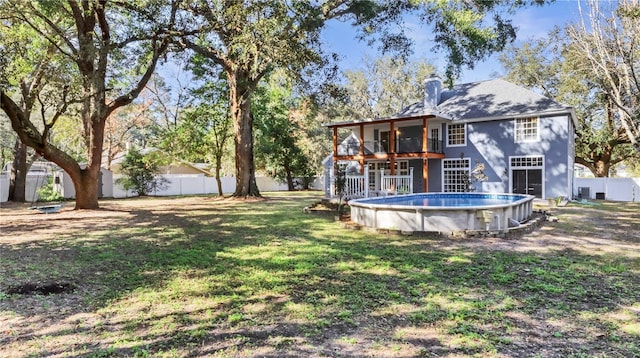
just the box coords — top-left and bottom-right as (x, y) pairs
(6, 282), (76, 295)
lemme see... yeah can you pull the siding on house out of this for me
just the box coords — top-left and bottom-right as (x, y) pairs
(324, 78), (576, 199)
(441, 114), (572, 199)
(427, 159), (442, 192)
(409, 159), (423, 192)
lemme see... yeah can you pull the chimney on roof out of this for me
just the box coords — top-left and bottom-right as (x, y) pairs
(423, 74), (442, 111)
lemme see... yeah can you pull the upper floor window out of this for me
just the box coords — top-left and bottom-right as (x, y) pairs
(515, 117), (539, 142)
(447, 123), (466, 147)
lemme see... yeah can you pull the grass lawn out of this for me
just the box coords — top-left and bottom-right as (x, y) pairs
(1, 192), (639, 357)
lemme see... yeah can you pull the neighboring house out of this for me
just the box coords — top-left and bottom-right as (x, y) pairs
(324, 76), (576, 200)
(54, 148), (214, 199)
(106, 147), (213, 176)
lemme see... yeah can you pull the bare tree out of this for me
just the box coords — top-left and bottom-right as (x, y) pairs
(567, 0), (640, 152)
(103, 96), (153, 170)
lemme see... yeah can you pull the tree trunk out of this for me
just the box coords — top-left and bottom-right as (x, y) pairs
(73, 169), (100, 209)
(228, 71), (260, 198)
(74, 111), (107, 209)
(1, 91), (104, 209)
(9, 140), (27, 202)
(284, 161), (294, 191)
(593, 160), (610, 178)
(215, 155), (223, 196)
(575, 156), (611, 178)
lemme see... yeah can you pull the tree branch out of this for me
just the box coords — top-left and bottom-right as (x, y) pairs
(105, 2), (178, 116)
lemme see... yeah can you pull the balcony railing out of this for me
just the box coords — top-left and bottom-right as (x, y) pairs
(363, 141), (388, 154)
(427, 138), (443, 153)
(337, 138), (444, 156)
(354, 138), (444, 155)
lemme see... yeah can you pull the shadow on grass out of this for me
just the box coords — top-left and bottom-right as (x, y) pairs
(1, 193), (639, 357)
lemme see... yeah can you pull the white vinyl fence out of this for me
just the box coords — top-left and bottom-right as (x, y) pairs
(574, 177), (640, 202)
(1, 171), (323, 203)
(0, 173), (50, 204)
(0, 174), (8, 203)
(111, 174), (297, 198)
(61, 172), (320, 200)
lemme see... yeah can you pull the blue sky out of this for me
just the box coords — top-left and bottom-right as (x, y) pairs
(321, 0), (584, 84)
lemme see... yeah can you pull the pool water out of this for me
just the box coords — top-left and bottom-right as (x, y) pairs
(362, 193), (528, 208)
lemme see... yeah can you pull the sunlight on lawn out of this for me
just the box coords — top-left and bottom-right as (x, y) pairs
(0, 193), (638, 357)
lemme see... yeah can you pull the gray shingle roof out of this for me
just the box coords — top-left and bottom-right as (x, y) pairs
(437, 78), (572, 120)
(325, 78), (574, 128)
(393, 78), (572, 121)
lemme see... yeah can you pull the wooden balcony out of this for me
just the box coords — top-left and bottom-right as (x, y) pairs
(336, 137), (444, 159)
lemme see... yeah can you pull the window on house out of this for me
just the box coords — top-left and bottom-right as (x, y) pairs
(442, 158), (470, 192)
(515, 117), (539, 142)
(447, 123), (466, 146)
(396, 160), (409, 176)
(510, 156), (543, 168)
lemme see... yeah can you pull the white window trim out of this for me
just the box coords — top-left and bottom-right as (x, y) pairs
(446, 123), (467, 147)
(508, 155), (545, 199)
(514, 117), (540, 143)
(442, 157), (471, 193)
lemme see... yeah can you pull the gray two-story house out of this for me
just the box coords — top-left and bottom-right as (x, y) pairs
(324, 76), (576, 200)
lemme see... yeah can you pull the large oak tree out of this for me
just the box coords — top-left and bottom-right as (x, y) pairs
(177, 0), (549, 198)
(0, 0), (177, 209)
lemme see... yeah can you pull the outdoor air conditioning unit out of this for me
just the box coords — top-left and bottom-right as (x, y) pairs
(578, 187), (590, 199)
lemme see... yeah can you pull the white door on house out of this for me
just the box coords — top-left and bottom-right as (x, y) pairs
(510, 156), (544, 198)
(368, 161), (390, 192)
(429, 126), (441, 152)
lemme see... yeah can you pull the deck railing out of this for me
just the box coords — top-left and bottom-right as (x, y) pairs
(329, 166), (414, 199)
(380, 167), (414, 195)
(340, 138), (444, 155)
(343, 174), (368, 199)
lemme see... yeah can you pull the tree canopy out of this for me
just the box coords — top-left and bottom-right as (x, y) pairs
(0, 0), (178, 209)
(341, 56), (436, 120)
(567, 0), (640, 152)
(175, 0), (549, 198)
(1, 0), (554, 205)
(254, 72), (314, 191)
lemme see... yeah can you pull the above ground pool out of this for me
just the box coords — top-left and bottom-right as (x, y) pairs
(349, 193), (535, 234)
